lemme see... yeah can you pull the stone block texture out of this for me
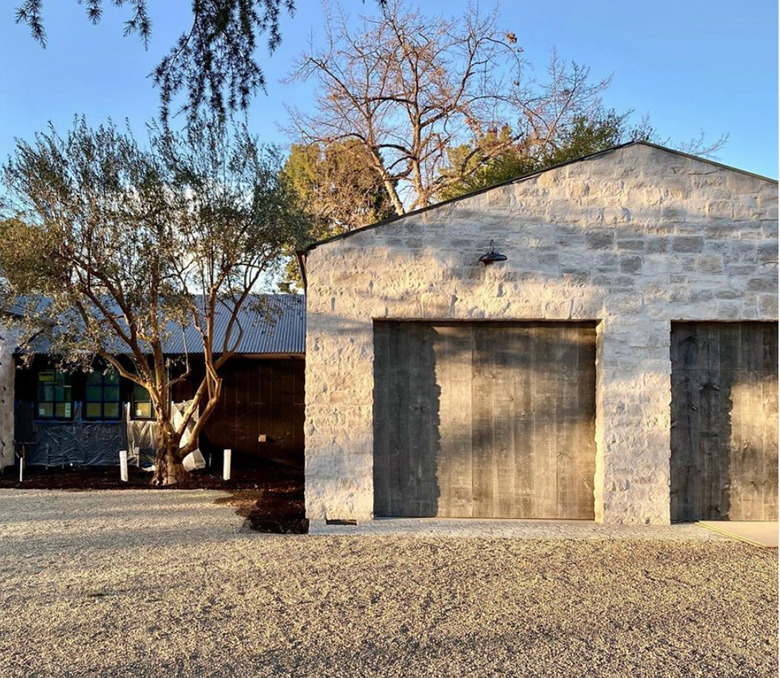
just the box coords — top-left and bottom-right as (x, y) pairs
(303, 142), (778, 525)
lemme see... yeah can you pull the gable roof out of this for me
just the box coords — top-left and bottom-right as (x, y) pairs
(299, 140), (778, 255)
(20, 294), (306, 357)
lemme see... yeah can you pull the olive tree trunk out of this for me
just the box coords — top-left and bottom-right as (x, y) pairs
(151, 419), (185, 486)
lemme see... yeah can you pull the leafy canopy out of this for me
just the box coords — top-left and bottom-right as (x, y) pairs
(15, 0), (295, 122)
(278, 139), (395, 291)
(283, 140), (395, 238)
(0, 116), (308, 481)
(437, 110), (654, 200)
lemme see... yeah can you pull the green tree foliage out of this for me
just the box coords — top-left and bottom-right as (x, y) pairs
(279, 139), (395, 291)
(287, 1), (613, 214)
(284, 140), (395, 238)
(0, 117), (307, 484)
(15, 0), (298, 122)
(437, 111), (654, 201)
(15, 1), (394, 123)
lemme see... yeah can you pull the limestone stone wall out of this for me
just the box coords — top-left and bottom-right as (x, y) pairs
(0, 325), (17, 470)
(303, 142), (779, 524)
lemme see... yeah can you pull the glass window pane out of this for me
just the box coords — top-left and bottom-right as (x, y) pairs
(104, 386), (120, 402)
(85, 403), (102, 418)
(39, 384), (54, 402)
(133, 385), (151, 402)
(86, 372), (103, 385)
(86, 386), (103, 402)
(38, 371), (55, 383)
(55, 402), (72, 419)
(38, 403), (53, 418)
(103, 402), (120, 419)
(134, 402), (152, 419)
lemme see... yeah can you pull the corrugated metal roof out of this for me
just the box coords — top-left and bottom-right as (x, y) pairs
(23, 294), (306, 356)
(5, 301), (29, 318)
(164, 294), (306, 355)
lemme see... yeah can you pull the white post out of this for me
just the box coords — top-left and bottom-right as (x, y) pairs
(223, 449), (232, 481)
(18, 456), (23, 484)
(119, 449), (128, 482)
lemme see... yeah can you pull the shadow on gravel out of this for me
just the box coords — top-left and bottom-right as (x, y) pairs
(0, 459), (308, 534)
(213, 462), (308, 534)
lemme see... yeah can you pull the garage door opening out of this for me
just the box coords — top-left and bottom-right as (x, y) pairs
(670, 322), (778, 522)
(373, 321), (597, 519)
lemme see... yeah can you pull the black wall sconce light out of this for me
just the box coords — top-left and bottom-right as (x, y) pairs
(479, 240), (508, 265)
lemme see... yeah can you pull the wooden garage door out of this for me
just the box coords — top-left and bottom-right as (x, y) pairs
(373, 322), (597, 518)
(670, 322), (779, 522)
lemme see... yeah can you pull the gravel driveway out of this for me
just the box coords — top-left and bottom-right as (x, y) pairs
(0, 490), (776, 677)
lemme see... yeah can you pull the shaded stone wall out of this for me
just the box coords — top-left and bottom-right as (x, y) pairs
(304, 142), (778, 524)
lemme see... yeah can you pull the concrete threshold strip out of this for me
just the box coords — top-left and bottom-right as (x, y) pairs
(307, 518), (730, 541)
(697, 521), (779, 548)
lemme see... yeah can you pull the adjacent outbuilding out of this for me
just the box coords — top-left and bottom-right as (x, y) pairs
(1, 295), (306, 472)
(300, 141), (779, 525)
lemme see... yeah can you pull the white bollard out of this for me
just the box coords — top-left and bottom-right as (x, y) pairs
(18, 456), (24, 484)
(119, 449), (129, 482)
(223, 449), (232, 481)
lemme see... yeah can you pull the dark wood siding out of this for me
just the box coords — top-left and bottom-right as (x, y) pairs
(16, 356), (305, 468)
(373, 322), (597, 518)
(670, 322), (778, 522)
(198, 358), (305, 468)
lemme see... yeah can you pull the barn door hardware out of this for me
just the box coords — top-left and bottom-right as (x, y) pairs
(479, 240), (507, 265)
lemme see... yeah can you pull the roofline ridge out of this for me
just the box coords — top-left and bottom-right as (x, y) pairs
(299, 140), (777, 255)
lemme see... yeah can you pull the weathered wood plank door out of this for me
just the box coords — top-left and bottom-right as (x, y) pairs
(373, 322), (597, 518)
(670, 322), (779, 522)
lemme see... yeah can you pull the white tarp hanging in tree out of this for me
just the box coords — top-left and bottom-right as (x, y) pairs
(126, 400), (200, 467)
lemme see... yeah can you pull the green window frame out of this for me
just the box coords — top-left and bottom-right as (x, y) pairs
(37, 369), (73, 420)
(131, 384), (154, 419)
(84, 368), (121, 420)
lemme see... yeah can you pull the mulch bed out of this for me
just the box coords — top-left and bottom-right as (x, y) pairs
(0, 461), (307, 534)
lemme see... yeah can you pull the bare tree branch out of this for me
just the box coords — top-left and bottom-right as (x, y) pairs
(285, 0), (612, 213)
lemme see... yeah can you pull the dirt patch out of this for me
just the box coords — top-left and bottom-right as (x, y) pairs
(0, 461), (297, 492)
(242, 465), (308, 534)
(209, 463), (307, 532)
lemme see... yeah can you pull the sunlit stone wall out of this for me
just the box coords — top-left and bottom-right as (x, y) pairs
(303, 142), (778, 524)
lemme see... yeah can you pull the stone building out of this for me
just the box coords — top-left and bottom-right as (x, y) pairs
(300, 141), (779, 525)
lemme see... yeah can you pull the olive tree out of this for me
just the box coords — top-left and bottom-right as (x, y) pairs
(0, 117), (307, 484)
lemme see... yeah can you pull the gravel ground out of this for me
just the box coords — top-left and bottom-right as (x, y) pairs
(0, 490), (776, 677)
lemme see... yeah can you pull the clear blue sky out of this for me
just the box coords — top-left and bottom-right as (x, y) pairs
(1, 0), (777, 177)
